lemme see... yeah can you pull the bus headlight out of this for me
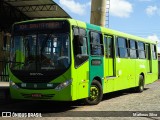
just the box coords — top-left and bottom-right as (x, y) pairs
(55, 79), (72, 91)
(10, 81), (19, 89)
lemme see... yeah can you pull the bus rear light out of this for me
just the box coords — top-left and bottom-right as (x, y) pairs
(55, 79), (72, 91)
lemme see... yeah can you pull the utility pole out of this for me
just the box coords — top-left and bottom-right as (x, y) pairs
(90, 0), (107, 27)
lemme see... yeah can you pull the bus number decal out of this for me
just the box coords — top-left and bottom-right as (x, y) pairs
(91, 59), (101, 66)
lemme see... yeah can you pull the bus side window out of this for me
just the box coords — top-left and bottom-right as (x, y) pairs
(138, 42), (146, 59)
(129, 40), (137, 59)
(152, 44), (157, 60)
(146, 44), (151, 60)
(73, 27), (88, 68)
(104, 36), (113, 58)
(90, 32), (103, 56)
(117, 37), (128, 58)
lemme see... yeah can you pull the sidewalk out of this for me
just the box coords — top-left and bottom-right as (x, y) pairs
(0, 82), (10, 100)
(0, 82), (9, 88)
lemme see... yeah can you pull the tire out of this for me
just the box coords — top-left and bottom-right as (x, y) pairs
(84, 80), (103, 105)
(135, 75), (144, 93)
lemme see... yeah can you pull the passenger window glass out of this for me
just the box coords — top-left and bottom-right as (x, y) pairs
(152, 44), (157, 60)
(117, 37), (128, 58)
(79, 29), (86, 36)
(138, 42), (146, 59)
(138, 42), (144, 50)
(130, 40), (136, 49)
(104, 36), (113, 58)
(117, 38), (127, 48)
(73, 27), (79, 35)
(129, 40), (137, 59)
(90, 32), (103, 56)
(73, 27), (88, 68)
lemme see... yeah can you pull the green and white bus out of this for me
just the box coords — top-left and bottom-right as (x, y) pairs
(9, 18), (158, 105)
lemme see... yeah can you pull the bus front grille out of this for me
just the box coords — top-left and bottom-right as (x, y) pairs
(21, 76), (54, 83)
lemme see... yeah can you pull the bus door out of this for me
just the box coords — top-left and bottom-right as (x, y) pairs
(104, 35), (114, 77)
(146, 44), (152, 73)
(89, 31), (104, 85)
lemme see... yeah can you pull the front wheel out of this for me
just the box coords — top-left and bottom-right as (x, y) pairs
(84, 80), (103, 105)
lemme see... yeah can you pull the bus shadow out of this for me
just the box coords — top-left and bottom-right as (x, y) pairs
(103, 88), (149, 101)
(0, 88), (149, 114)
(0, 100), (82, 114)
(0, 101), (80, 113)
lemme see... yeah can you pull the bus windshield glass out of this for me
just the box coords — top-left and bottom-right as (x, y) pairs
(10, 21), (71, 72)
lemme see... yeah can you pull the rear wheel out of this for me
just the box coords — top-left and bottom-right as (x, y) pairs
(84, 80), (103, 105)
(135, 75), (144, 93)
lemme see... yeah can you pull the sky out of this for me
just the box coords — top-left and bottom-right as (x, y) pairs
(54, 0), (160, 52)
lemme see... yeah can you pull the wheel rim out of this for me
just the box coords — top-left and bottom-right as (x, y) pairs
(89, 85), (99, 101)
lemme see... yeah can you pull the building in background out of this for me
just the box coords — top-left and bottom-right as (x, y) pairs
(0, 32), (10, 81)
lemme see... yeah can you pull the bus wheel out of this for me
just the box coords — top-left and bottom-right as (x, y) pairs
(84, 80), (103, 105)
(135, 75), (144, 93)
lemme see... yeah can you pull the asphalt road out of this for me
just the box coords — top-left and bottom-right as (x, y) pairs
(0, 80), (160, 120)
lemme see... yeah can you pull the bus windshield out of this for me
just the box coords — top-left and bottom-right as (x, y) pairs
(10, 32), (71, 72)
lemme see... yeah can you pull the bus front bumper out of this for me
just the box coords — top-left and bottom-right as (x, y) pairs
(10, 84), (73, 101)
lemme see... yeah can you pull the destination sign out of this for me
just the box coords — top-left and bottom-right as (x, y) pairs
(14, 21), (69, 32)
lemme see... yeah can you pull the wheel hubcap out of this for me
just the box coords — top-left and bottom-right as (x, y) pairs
(89, 86), (99, 101)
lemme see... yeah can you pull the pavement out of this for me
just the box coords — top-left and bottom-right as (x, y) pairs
(0, 82), (9, 88)
(0, 82), (9, 100)
(0, 80), (160, 119)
